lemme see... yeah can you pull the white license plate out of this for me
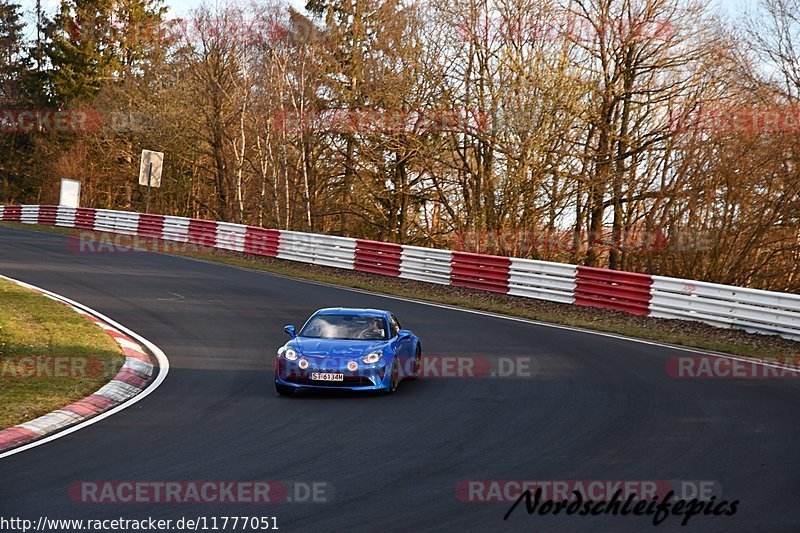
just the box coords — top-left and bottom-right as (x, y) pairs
(311, 372), (344, 381)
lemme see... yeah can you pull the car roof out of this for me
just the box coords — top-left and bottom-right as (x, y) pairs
(313, 308), (389, 318)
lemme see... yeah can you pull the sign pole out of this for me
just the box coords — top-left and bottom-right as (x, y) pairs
(139, 149), (163, 212)
(145, 162), (152, 214)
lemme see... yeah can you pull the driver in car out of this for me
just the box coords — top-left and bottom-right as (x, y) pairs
(362, 318), (385, 340)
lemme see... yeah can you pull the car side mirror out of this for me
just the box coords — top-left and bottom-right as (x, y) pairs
(398, 329), (412, 338)
(284, 325), (296, 338)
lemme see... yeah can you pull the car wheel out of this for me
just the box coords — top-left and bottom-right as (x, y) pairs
(410, 345), (421, 379)
(275, 382), (295, 396)
(385, 358), (400, 394)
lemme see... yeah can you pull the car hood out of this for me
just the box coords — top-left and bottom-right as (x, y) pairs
(291, 337), (387, 358)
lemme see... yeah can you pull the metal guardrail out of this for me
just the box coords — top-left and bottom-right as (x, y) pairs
(650, 276), (800, 338)
(508, 258), (576, 304)
(216, 222), (247, 252)
(399, 245), (452, 285)
(355, 240), (403, 277)
(3, 205), (799, 341)
(243, 226), (280, 257)
(137, 213), (164, 239)
(161, 215), (190, 243)
(451, 251), (511, 293)
(278, 230), (356, 269)
(575, 267), (654, 316)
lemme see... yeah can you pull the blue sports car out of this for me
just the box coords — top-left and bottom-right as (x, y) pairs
(274, 308), (422, 395)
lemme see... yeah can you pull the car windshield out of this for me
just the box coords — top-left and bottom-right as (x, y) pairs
(299, 314), (387, 340)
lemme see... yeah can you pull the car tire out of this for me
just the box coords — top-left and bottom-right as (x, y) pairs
(409, 345), (421, 379)
(385, 358), (400, 394)
(275, 382), (295, 396)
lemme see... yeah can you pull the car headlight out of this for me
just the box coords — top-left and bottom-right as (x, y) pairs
(361, 352), (382, 364)
(284, 348), (298, 361)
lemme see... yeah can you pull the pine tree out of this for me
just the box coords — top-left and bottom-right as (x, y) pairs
(47, 0), (116, 103)
(0, 0), (29, 105)
(112, 0), (167, 80)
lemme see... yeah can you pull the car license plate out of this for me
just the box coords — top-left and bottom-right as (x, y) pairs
(311, 372), (344, 381)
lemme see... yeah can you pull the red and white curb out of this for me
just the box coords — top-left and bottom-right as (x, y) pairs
(0, 275), (169, 458)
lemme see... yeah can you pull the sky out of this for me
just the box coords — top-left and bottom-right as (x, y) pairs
(16, 0), (746, 29)
(18, 0), (307, 22)
(13, 0), (756, 49)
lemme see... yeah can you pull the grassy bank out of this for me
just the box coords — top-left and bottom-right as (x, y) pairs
(0, 276), (124, 428)
(2, 221), (799, 360)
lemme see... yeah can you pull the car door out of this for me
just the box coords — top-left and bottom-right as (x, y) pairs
(389, 314), (411, 374)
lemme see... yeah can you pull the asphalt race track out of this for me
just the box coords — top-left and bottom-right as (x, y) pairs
(1, 225), (799, 533)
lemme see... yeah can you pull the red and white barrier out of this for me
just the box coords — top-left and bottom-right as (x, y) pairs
(162, 215), (189, 242)
(399, 245), (452, 285)
(74, 207), (96, 230)
(188, 218), (217, 247)
(216, 222), (247, 253)
(20, 204), (39, 224)
(355, 240), (403, 277)
(3, 205), (800, 341)
(278, 231), (356, 269)
(575, 267), (654, 316)
(38, 205), (58, 226)
(55, 206), (76, 228)
(451, 251), (511, 294)
(244, 226), (280, 256)
(649, 276), (800, 338)
(508, 258), (576, 304)
(137, 213), (164, 239)
(2, 205), (21, 221)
